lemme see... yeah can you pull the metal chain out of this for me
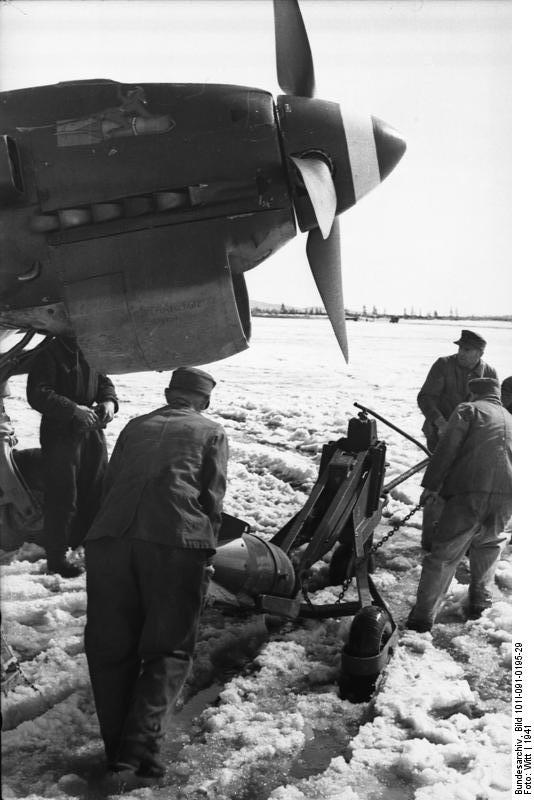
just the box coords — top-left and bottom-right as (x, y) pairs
(370, 502), (424, 554)
(302, 578), (315, 610)
(335, 575), (353, 605)
(335, 501), (424, 604)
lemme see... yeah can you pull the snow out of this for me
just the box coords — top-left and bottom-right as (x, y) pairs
(1, 317), (512, 799)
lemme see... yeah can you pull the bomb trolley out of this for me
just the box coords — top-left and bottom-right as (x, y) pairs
(276, 410), (396, 700)
(211, 407), (429, 701)
(1, 399), (428, 702)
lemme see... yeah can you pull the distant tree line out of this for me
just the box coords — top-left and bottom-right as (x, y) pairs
(250, 304), (511, 322)
(251, 304), (328, 316)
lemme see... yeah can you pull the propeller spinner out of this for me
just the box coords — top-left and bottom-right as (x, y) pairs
(273, 0), (406, 361)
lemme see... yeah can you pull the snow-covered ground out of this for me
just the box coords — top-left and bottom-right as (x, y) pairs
(1, 317), (512, 799)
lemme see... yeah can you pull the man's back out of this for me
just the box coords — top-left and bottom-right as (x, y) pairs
(84, 367), (227, 779)
(86, 405), (228, 548)
(423, 396), (511, 498)
(408, 377), (512, 632)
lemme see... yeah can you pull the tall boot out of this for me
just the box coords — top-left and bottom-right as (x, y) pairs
(116, 653), (191, 776)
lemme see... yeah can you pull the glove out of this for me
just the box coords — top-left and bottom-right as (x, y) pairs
(72, 405), (99, 429)
(95, 401), (115, 424)
(420, 488), (439, 505)
(435, 417), (448, 437)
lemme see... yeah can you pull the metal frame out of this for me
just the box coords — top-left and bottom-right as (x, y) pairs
(256, 413), (399, 679)
(261, 413), (394, 620)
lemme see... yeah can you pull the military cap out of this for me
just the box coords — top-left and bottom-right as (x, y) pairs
(167, 367), (216, 396)
(454, 329), (487, 349)
(468, 377), (500, 396)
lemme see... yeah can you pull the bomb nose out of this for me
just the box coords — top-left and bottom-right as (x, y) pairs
(372, 117), (407, 182)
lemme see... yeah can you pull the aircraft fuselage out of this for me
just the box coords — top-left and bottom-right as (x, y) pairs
(1, 81), (298, 371)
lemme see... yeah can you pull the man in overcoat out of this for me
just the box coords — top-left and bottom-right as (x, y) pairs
(26, 335), (118, 577)
(417, 329), (498, 550)
(84, 366), (228, 787)
(407, 376), (512, 633)
(501, 376), (512, 414)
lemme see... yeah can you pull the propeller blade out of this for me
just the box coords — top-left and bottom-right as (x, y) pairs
(273, 0), (315, 97)
(291, 156), (337, 239)
(306, 220), (348, 362)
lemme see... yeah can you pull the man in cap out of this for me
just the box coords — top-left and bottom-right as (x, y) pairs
(406, 376), (511, 633)
(26, 335), (118, 577)
(84, 366), (228, 788)
(500, 376), (512, 542)
(501, 376), (512, 414)
(417, 329), (498, 550)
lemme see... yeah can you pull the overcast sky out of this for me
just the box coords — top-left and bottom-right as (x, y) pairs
(0, 0), (511, 316)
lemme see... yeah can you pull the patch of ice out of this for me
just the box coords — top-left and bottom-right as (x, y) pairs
(495, 558), (512, 591)
(216, 406), (247, 423)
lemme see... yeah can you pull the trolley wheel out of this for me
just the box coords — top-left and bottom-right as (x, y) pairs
(329, 542), (375, 585)
(339, 605), (393, 703)
(6, 448), (44, 546)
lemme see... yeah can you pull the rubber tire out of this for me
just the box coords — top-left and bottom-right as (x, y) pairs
(7, 448), (44, 546)
(339, 605), (393, 703)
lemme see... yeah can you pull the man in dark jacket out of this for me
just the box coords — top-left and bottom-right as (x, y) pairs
(417, 329), (498, 550)
(407, 377), (511, 633)
(84, 367), (228, 788)
(417, 329), (498, 449)
(501, 376), (512, 414)
(26, 336), (118, 577)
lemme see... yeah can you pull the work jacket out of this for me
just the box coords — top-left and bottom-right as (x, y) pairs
(422, 391), (511, 498)
(27, 338), (118, 439)
(417, 354), (498, 446)
(85, 404), (228, 550)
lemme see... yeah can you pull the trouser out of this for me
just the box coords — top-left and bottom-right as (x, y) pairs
(41, 428), (108, 558)
(421, 494), (445, 551)
(409, 492), (511, 626)
(84, 538), (211, 769)
(421, 434), (443, 551)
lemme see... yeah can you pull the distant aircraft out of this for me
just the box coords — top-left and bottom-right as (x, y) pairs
(0, 0), (405, 380)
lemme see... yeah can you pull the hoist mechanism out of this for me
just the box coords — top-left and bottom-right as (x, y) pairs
(0, 405), (428, 702)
